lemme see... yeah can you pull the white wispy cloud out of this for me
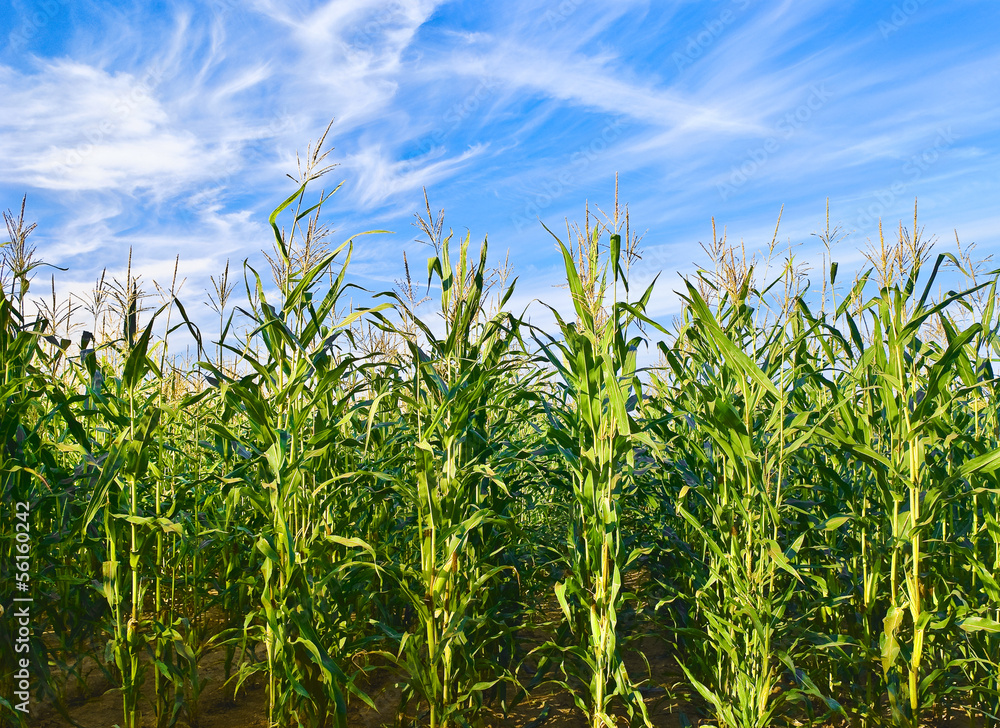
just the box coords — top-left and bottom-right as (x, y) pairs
(2, 0), (999, 333)
(343, 142), (488, 207)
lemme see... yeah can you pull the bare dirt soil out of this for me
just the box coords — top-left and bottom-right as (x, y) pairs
(24, 585), (973, 728)
(29, 632), (691, 728)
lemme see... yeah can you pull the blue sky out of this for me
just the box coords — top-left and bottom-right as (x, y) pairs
(2, 0), (999, 337)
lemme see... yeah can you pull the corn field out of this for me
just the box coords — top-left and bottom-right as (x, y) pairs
(2, 161), (1000, 728)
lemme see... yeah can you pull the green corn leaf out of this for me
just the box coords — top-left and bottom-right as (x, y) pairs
(958, 616), (1000, 633)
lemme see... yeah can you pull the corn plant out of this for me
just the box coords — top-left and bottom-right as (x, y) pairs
(67, 311), (169, 728)
(650, 263), (850, 727)
(368, 232), (531, 728)
(189, 172), (388, 727)
(805, 239), (1000, 725)
(533, 224), (653, 728)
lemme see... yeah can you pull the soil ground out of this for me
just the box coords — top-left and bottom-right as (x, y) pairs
(24, 587), (975, 728)
(29, 638), (689, 728)
(21, 636), (979, 728)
